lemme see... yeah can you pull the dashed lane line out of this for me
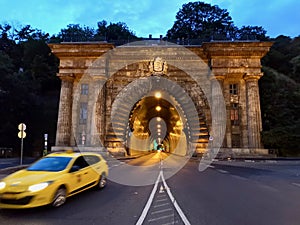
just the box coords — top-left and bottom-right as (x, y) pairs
(216, 169), (229, 174)
(292, 183), (300, 188)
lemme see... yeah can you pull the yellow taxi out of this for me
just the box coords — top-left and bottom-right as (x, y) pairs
(0, 151), (108, 209)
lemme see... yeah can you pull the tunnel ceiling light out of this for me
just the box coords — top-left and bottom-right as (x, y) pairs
(155, 106), (162, 111)
(157, 124), (161, 128)
(155, 92), (162, 99)
(157, 117), (162, 121)
(176, 120), (182, 126)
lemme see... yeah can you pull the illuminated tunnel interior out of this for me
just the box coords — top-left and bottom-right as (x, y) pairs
(126, 91), (189, 156)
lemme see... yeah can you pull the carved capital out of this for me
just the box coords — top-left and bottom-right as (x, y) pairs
(57, 73), (75, 82)
(243, 73), (262, 81)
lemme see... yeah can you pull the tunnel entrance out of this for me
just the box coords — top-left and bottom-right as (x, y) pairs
(107, 75), (210, 157)
(127, 92), (188, 156)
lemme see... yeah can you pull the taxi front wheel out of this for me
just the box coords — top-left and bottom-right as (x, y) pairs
(96, 173), (107, 189)
(52, 187), (67, 207)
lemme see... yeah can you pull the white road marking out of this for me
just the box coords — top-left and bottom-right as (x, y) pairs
(161, 171), (191, 225)
(217, 169), (229, 174)
(156, 198), (168, 202)
(156, 194), (167, 198)
(148, 214), (174, 222)
(154, 203), (170, 208)
(292, 183), (300, 188)
(135, 172), (161, 225)
(151, 208), (173, 215)
(162, 222), (177, 225)
(136, 169), (191, 225)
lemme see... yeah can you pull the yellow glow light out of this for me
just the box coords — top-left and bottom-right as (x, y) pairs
(176, 120), (182, 126)
(155, 92), (162, 98)
(155, 106), (162, 111)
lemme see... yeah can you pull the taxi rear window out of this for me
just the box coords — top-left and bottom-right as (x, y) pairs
(27, 157), (72, 172)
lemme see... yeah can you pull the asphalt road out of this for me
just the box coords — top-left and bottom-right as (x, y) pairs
(0, 153), (300, 225)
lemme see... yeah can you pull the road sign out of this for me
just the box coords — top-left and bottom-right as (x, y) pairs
(18, 131), (26, 138)
(18, 123), (26, 131)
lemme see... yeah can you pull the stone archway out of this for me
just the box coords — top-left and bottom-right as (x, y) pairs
(49, 41), (273, 158)
(103, 74), (210, 156)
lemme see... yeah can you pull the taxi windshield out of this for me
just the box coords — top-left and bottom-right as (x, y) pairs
(27, 157), (72, 172)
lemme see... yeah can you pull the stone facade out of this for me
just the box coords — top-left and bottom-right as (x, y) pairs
(49, 41), (272, 157)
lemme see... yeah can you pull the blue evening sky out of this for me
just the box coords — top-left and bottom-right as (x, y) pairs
(0, 0), (299, 38)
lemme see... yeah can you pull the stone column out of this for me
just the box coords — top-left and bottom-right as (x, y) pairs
(223, 80), (232, 148)
(239, 79), (249, 148)
(245, 75), (263, 148)
(55, 75), (74, 146)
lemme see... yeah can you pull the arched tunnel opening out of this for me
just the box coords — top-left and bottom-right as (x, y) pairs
(108, 76), (210, 162)
(126, 91), (189, 157)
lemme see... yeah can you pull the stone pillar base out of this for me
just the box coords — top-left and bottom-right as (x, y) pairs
(106, 147), (126, 157)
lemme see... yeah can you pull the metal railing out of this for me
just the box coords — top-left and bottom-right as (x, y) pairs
(50, 34), (259, 46)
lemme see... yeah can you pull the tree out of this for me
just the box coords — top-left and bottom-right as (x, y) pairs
(95, 20), (137, 41)
(166, 1), (234, 41)
(58, 24), (95, 42)
(0, 22), (60, 156)
(260, 37), (300, 155)
(235, 26), (268, 41)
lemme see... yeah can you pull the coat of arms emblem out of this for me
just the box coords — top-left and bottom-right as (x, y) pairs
(149, 57), (168, 75)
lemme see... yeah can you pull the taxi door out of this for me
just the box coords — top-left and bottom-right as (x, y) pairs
(84, 155), (105, 183)
(67, 156), (93, 195)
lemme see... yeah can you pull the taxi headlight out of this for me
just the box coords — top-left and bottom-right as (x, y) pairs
(0, 182), (6, 190)
(28, 182), (52, 192)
